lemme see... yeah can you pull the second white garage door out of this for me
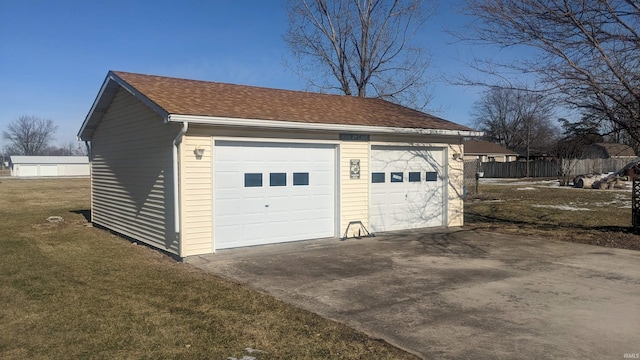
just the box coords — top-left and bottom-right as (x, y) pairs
(214, 141), (336, 249)
(370, 146), (445, 232)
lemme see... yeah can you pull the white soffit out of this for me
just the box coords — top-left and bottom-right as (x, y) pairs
(168, 114), (482, 137)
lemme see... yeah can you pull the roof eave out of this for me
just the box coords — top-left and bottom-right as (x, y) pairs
(168, 114), (483, 138)
(77, 71), (170, 141)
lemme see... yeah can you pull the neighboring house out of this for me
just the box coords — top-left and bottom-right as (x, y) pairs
(582, 143), (636, 159)
(463, 140), (517, 162)
(9, 156), (89, 177)
(77, 71), (480, 257)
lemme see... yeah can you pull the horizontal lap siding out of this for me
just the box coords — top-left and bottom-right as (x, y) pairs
(91, 88), (181, 255)
(448, 143), (464, 226)
(181, 136), (213, 256)
(340, 142), (369, 237)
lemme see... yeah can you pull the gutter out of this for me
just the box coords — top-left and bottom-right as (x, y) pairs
(173, 122), (189, 237)
(168, 114), (483, 138)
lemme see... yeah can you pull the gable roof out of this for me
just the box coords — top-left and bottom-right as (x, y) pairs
(463, 140), (517, 155)
(590, 143), (636, 157)
(78, 71), (480, 140)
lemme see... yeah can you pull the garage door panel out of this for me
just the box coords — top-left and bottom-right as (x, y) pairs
(39, 165), (58, 176)
(370, 147), (445, 233)
(18, 165), (38, 177)
(214, 141), (336, 249)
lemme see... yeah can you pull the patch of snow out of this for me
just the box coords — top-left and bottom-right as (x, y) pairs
(480, 176), (635, 190)
(532, 204), (591, 211)
(517, 187), (536, 191)
(592, 199), (632, 209)
(480, 178), (561, 187)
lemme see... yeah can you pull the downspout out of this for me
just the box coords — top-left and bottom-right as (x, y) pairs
(84, 141), (91, 158)
(84, 141), (92, 222)
(173, 122), (189, 238)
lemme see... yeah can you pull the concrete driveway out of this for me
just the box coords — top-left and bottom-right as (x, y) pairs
(186, 228), (640, 359)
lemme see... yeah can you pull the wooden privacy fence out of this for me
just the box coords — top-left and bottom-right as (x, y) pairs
(463, 159), (480, 195)
(470, 158), (639, 178)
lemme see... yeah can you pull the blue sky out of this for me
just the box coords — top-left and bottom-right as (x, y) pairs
(0, 0), (501, 149)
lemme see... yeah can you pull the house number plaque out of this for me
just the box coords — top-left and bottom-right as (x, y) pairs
(350, 159), (361, 179)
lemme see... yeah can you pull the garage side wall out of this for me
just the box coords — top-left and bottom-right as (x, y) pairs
(91, 88), (181, 255)
(448, 143), (464, 226)
(180, 135), (213, 256)
(340, 141), (370, 237)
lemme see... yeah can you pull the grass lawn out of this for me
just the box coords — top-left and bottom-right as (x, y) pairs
(0, 178), (416, 359)
(465, 179), (640, 250)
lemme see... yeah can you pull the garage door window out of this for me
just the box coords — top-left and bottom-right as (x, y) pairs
(372, 172), (385, 183)
(293, 172), (309, 186)
(426, 172), (438, 181)
(270, 172), (287, 186)
(391, 172), (403, 182)
(409, 172), (421, 182)
(244, 173), (262, 187)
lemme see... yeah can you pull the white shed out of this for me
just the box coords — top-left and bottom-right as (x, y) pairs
(9, 156), (89, 177)
(78, 71), (481, 258)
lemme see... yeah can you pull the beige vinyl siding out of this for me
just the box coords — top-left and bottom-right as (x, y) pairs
(180, 135), (213, 256)
(447, 143), (464, 226)
(186, 125), (338, 141)
(340, 141), (369, 237)
(370, 134), (459, 145)
(91, 87), (182, 255)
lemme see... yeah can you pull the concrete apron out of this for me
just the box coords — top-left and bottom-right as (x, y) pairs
(186, 228), (640, 360)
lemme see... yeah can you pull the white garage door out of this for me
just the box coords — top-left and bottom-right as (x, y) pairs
(214, 141), (336, 249)
(15, 165), (38, 177)
(39, 165), (58, 177)
(14, 165), (58, 177)
(370, 146), (445, 232)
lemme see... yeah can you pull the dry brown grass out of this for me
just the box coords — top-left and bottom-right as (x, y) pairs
(465, 180), (640, 250)
(0, 178), (416, 359)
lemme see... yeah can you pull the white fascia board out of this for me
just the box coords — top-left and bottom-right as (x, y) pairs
(168, 114), (483, 137)
(78, 74), (117, 140)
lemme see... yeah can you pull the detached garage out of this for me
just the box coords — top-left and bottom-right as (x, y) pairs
(77, 71), (480, 258)
(9, 156), (89, 177)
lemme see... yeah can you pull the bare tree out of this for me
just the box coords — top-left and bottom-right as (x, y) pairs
(284, 0), (435, 109)
(472, 87), (557, 175)
(45, 141), (86, 156)
(2, 115), (58, 155)
(462, 0), (640, 145)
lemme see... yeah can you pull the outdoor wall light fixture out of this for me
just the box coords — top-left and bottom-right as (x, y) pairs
(194, 146), (205, 159)
(452, 152), (462, 160)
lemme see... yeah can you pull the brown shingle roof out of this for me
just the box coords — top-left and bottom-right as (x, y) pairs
(463, 140), (517, 155)
(592, 143), (636, 157)
(112, 71), (473, 131)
